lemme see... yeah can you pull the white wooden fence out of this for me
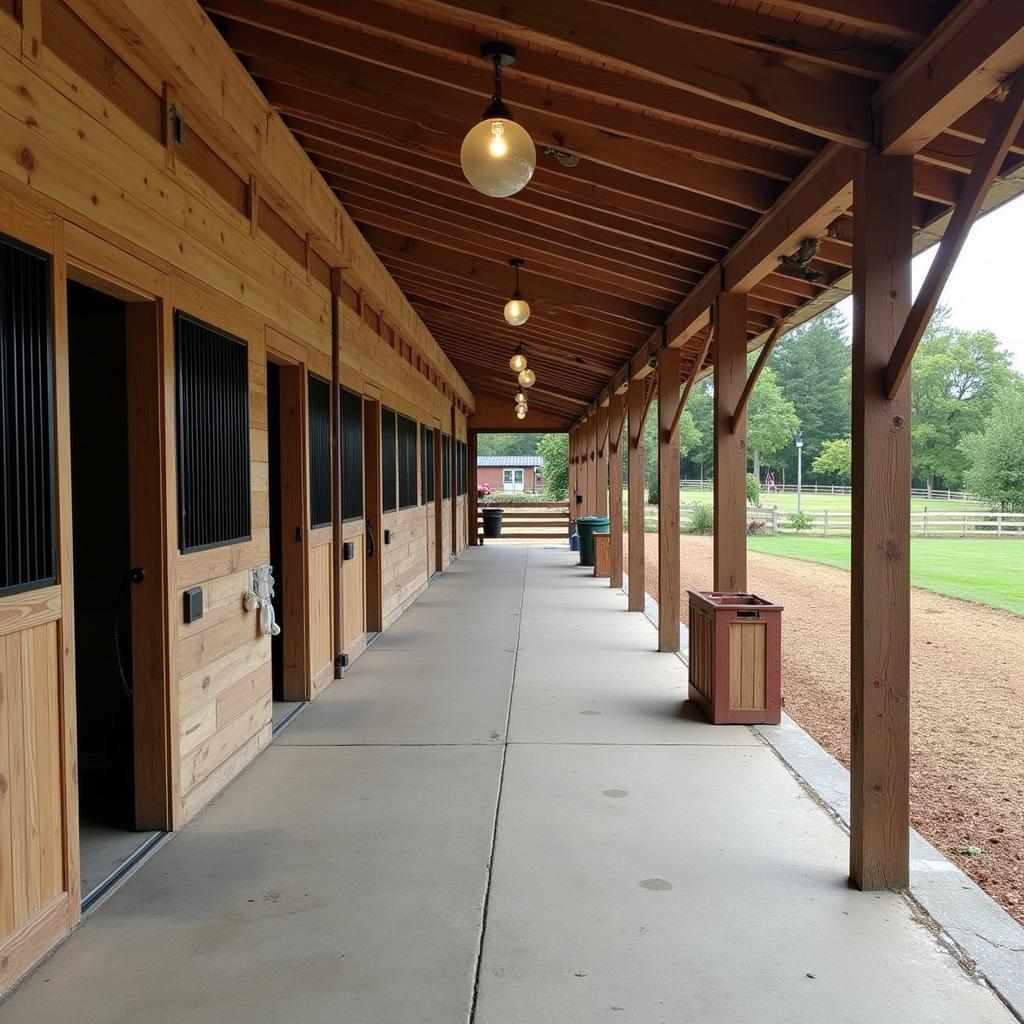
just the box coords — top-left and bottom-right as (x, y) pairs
(679, 480), (981, 503)
(641, 504), (1024, 538)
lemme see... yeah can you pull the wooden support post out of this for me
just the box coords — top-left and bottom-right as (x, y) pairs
(568, 426), (578, 526)
(658, 347), (682, 651)
(330, 270), (344, 678)
(714, 292), (749, 593)
(851, 149), (913, 891)
(608, 392), (626, 589)
(468, 429), (479, 546)
(586, 414), (598, 516)
(627, 378), (646, 612)
(595, 405), (609, 518)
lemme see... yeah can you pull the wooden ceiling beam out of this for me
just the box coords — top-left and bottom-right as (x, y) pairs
(390, 278), (643, 362)
(761, 0), (950, 43)
(339, 189), (698, 304)
(313, 149), (724, 265)
(874, 0), (1024, 155)
(300, 130), (729, 259)
(723, 145), (855, 294)
(386, 0), (875, 143)
(344, 198), (688, 306)
(289, 117), (753, 241)
(271, 91), (768, 229)
(383, 264), (648, 354)
(229, 33), (783, 212)
(208, 1), (806, 181)
(253, 0), (826, 155)
(321, 166), (712, 280)
(361, 227), (665, 328)
(592, 0), (902, 79)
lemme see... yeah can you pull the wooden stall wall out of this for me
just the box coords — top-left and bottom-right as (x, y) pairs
(0, 0), (472, 991)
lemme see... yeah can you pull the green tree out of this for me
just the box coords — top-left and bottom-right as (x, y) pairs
(768, 307), (851, 481)
(811, 437), (852, 482)
(746, 363), (800, 481)
(643, 399), (700, 503)
(537, 433), (569, 501)
(959, 381), (1024, 511)
(910, 310), (1014, 492)
(476, 432), (544, 457)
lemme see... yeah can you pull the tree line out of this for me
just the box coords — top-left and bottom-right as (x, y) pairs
(477, 303), (1024, 512)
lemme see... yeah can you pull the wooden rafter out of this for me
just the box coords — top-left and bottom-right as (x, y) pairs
(886, 72), (1024, 398)
(384, 0), (875, 143)
(729, 322), (786, 433)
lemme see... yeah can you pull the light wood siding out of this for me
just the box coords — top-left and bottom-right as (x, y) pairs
(342, 524), (366, 653)
(728, 622), (767, 711)
(0, 0), (471, 989)
(0, 622), (63, 938)
(308, 529), (333, 693)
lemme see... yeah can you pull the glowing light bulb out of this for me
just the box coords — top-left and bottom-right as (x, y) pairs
(516, 408), (527, 420)
(515, 401), (528, 415)
(460, 116), (536, 197)
(504, 297), (530, 326)
(514, 392), (525, 403)
(509, 352), (528, 372)
(518, 367), (536, 389)
(488, 120), (508, 157)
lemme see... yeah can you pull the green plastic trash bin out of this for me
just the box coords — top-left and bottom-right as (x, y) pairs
(577, 516), (610, 567)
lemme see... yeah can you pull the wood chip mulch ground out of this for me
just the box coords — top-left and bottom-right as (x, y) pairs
(625, 533), (1024, 925)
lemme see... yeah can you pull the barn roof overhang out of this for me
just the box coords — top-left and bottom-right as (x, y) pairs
(192, 0), (1024, 429)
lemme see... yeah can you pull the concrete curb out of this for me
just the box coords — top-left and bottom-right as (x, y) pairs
(616, 564), (1024, 1022)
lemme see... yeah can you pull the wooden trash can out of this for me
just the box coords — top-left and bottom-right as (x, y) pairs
(687, 591), (782, 724)
(593, 532), (611, 578)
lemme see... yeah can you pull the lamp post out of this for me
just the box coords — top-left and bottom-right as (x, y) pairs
(795, 432), (804, 513)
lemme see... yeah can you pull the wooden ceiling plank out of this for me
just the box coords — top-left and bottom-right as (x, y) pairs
(591, 0), (902, 79)
(384, 0), (875, 143)
(253, 0), (828, 155)
(761, 0), (949, 43)
(229, 35), (783, 211)
(362, 227), (666, 327)
(320, 164), (713, 278)
(312, 147), (726, 264)
(874, 0), (1024, 155)
(207, 0), (807, 180)
(285, 113), (758, 236)
(272, 92), (769, 231)
(343, 198), (690, 306)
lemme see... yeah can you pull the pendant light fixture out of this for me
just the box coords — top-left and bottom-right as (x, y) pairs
(460, 42), (536, 198)
(509, 344), (528, 374)
(503, 258), (530, 326)
(514, 391), (526, 404)
(518, 366), (537, 389)
(515, 407), (527, 420)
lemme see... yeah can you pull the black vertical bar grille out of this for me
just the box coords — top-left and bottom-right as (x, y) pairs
(420, 426), (435, 504)
(340, 386), (363, 521)
(174, 311), (250, 554)
(441, 433), (451, 499)
(0, 233), (56, 597)
(308, 373), (331, 528)
(397, 414), (417, 509)
(381, 407), (397, 513)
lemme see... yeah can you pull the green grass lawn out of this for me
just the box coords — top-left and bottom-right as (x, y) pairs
(626, 489), (983, 514)
(746, 535), (1024, 616)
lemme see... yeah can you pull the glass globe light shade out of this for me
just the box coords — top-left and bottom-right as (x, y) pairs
(517, 367), (536, 389)
(509, 352), (528, 373)
(514, 392), (525, 403)
(516, 407), (527, 420)
(504, 296), (531, 326)
(461, 116), (536, 198)
(515, 401), (528, 415)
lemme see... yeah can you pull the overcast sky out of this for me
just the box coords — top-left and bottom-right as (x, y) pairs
(835, 192), (1024, 373)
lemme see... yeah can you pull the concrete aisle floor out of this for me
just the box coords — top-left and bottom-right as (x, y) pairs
(1, 546), (1013, 1024)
